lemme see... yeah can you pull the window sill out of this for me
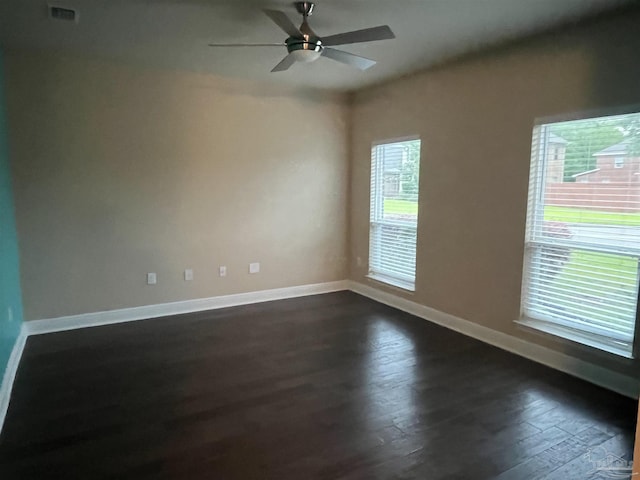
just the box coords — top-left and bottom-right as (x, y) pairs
(366, 274), (415, 293)
(515, 317), (634, 359)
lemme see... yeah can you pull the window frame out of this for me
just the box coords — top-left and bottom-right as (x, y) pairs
(518, 109), (640, 359)
(368, 136), (421, 292)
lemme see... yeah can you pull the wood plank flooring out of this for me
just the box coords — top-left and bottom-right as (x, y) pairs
(0, 291), (636, 479)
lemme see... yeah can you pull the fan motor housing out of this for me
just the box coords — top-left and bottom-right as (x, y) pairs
(285, 36), (323, 62)
(286, 36), (322, 53)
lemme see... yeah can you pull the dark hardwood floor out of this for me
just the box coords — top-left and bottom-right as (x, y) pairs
(0, 291), (636, 479)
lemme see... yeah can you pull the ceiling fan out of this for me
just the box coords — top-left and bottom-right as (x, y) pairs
(208, 2), (395, 72)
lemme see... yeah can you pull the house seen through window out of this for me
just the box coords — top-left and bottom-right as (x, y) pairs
(369, 138), (421, 291)
(521, 111), (640, 357)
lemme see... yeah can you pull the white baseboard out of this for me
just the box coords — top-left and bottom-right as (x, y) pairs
(1, 280), (349, 435)
(25, 280), (350, 336)
(0, 323), (28, 435)
(3, 278), (637, 440)
(349, 280), (640, 399)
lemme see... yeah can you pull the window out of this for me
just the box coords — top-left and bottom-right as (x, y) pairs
(369, 138), (421, 291)
(520, 111), (640, 357)
(614, 157), (625, 168)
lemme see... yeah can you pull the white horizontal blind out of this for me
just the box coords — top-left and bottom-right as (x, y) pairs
(369, 138), (420, 290)
(522, 112), (640, 356)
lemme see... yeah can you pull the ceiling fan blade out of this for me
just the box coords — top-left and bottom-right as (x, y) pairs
(263, 9), (302, 38)
(271, 54), (296, 73)
(208, 43), (286, 47)
(321, 25), (395, 46)
(322, 48), (376, 70)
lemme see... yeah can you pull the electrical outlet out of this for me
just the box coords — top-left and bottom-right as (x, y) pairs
(219, 266), (227, 277)
(147, 272), (157, 285)
(357, 256), (363, 267)
(249, 262), (260, 274)
(7, 307), (13, 323)
(184, 269), (194, 281)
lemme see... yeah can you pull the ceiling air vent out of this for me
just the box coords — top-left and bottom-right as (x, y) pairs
(49, 5), (78, 22)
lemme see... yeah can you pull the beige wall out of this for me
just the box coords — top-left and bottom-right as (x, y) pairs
(349, 10), (640, 377)
(6, 52), (348, 320)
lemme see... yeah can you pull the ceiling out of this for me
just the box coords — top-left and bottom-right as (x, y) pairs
(0, 0), (632, 91)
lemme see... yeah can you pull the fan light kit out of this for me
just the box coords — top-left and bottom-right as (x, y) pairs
(208, 2), (395, 72)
